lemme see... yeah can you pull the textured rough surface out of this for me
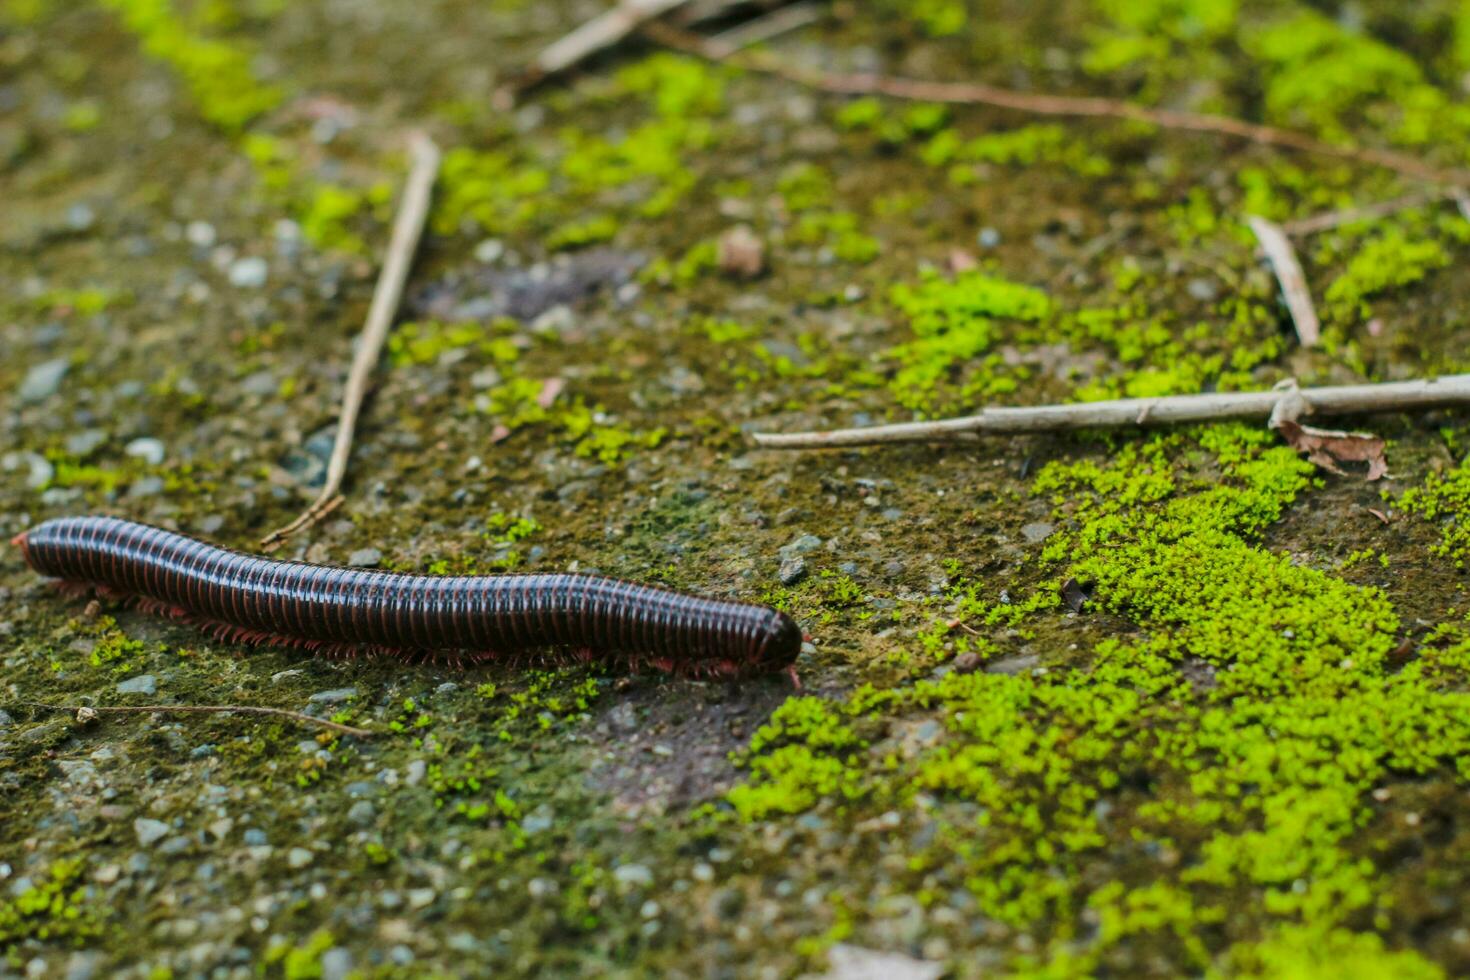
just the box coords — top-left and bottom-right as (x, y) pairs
(5, 1), (1470, 977)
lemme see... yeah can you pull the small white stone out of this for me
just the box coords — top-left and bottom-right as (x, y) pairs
(228, 256), (269, 289)
(185, 221), (216, 247)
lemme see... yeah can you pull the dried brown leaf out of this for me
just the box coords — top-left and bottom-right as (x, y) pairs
(1274, 419), (1389, 481)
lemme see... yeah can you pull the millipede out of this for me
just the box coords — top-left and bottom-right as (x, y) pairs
(12, 515), (803, 680)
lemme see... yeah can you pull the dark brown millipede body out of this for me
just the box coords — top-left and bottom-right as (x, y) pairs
(13, 516), (803, 679)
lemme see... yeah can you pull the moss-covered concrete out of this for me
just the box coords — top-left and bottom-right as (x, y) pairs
(6, 0), (1470, 976)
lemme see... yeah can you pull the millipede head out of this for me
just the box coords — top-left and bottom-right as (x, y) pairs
(751, 609), (804, 674)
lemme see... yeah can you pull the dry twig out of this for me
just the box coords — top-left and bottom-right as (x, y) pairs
(24, 701), (374, 738)
(501, 0), (694, 100)
(645, 22), (1470, 187)
(703, 0), (822, 56)
(1277, 190), (1450, 237)
(260, 132), (441, 551)
(751, 375), (1470, 449)
(1247, 214), (1320, 347)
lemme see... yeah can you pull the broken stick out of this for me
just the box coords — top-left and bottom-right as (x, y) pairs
(260, 132), (441, 551)
(1247, 214), (1320, 348)
(750, 375), (1470, 449)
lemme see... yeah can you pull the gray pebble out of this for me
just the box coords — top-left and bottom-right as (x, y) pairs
(124, 437), (165, 466)
(347, 548), (381, 567)
(228, 256), (268, 288)
(779, 555), (808, 585)
(243, 828), (267, 846)
(985, 653), (1040, 675)
(473, 238), (504, 263)
(116, 674), (157, 695)
(307, 687), (358, 704)
(65, 429), (108, 457)
(64, 951), (100, 980)
(134, 817), (170, 846)
(287, 847), (314, 869)
(19, 358), (69, 402)
(185, 221), (216, 247)
(613, 864), (653, 889)
(66, 203), (96, 231)
(320, 948), (353, 980)
(0, 709), (12, 727)
(977, 227), (1001, 248)
(1187, 277), (1218, 302)
(346, 801), (375, 826)
(1021, 522), (1055, 543)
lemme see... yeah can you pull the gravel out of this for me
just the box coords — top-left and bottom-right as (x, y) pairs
(778, 555), (808, 585)
(19, 358), (69, 402)
(1021, 522), (1055, 543)
(124, 437), (166, 466)
(116, 674), (157, 695)
(347, 548), (382, 567)
(307, 687), (358, 704)
(227, 256), (269, 288)
(134, 817), (170, 846)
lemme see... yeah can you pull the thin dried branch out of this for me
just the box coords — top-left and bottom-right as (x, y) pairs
(24, 701), (374, 738)
(261, 132), (440, 551)
(750, 374), (1470, 449)
(645, 23), (1470, 187)
(1247, 214), (1320, 347)
(704, 0), (821, 55)
(1277, 190), (1448, 237)
(502, 0), (694, 100)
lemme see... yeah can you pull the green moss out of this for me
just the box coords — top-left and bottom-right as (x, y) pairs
(724, 425), (1466, 974)
(775, 163), (833, 213)
(1323, 232), (1450, 323)
(263, 928), (336, 980)
(921, 124), (1111, 179)
(1228, 923), (1445, 979)
(1245, 9), (1470, 146)
(1399, 459), (1470, 568)
(0, 858), (104, 948)
(26, 287), (131, 316)
(884, 269), (1049, 412)
(545, 213), (618, 250)
(388, 320), (520, 368)
(101, 0), (281, 132)
(791, 211), (879, 264)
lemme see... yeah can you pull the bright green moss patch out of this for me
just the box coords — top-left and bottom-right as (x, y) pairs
(388, 319), (521, 368)
(101, 0), (282, 133)
(432, 54), (729, 242)
(922, 124), (1111, 180)
(1246, 9), (1470, 146)
(1324, 232), (1450, 322)
(0, 859), (105, 949)
(1229, 923), (1446, 979)
(725, 425), (1464, 974)
(262, 928), (336, 980)
(885, 270), (1049, 412)
(1400, 459), (1470, 568)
